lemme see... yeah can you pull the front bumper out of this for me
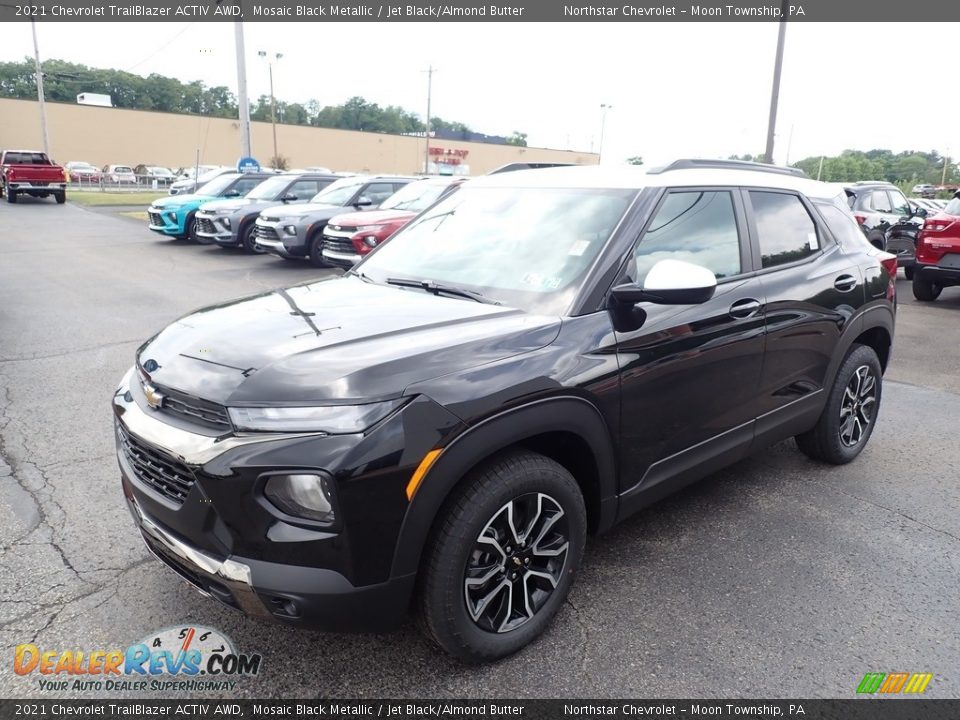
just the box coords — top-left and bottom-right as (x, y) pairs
(112, 368), (457, 631)
(195, 212), (236, 244)
(255, 219), (307, 258)
(147, 207), (186, 236)
(885, 235), (916, 269)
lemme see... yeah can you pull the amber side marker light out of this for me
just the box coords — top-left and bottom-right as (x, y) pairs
(406, 449), (442, 501)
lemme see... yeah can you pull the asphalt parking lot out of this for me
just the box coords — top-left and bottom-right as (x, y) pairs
(1, 197), (958, 699)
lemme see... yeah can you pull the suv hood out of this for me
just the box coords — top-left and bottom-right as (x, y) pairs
(152, 193), (214, 209)
(259, 202), (344, 219)
(328, 208), (416, 229)
(197, 198), (253, 213)
(137, 275), (560, 407)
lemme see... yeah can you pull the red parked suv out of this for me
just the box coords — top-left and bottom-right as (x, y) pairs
(913, 194), (960, 301)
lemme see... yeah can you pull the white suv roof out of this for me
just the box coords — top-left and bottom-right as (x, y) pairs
(474, 159), (843, 202)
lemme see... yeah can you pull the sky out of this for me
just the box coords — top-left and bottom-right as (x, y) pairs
(2, 21), (955, 165)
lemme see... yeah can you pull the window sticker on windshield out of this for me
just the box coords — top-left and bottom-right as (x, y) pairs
(807, 232), (818, 251)
(522, 273), (562, 290)
(568, 240), (590, 257)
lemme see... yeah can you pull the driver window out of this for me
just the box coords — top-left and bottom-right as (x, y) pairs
(631, 190), (741, 285)
(890, 191), (911, 215)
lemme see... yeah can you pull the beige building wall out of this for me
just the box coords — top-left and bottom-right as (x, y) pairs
(0, 98), (598, 175)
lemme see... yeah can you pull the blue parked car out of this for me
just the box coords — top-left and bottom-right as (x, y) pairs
(147, 172), (272, 240)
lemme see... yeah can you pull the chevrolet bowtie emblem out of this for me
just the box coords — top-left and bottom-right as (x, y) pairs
(143, 383), (166, 410)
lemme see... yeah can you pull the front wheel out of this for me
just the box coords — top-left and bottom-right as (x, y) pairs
(796, 344), (882, 465)
(308, 232), (330, 268)
(912, 275), (942, 301)
(241, 223), (265, 254)
(904, 266), (914, 281)
(418, 450), (586, 663)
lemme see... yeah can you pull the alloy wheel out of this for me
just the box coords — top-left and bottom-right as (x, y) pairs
(463, 492), (569, 634)
(839, 365), (877, 447)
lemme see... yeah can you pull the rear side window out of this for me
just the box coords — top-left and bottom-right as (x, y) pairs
(749, 191), (820, 269)
(632, 190), (742, 283)
(816, 203), (872, 251)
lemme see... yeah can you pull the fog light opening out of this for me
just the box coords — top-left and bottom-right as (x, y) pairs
(264, 473), (335, 524)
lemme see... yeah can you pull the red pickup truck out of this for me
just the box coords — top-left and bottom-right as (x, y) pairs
(0, 149), (68, 204)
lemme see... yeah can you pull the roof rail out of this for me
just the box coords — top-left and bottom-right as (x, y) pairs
(488, 162), (575, 175)
(648, 158), (808, 178)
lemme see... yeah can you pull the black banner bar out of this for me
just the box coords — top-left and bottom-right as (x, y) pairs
(1, 0), (959, 22)
(0, 700), (959, 720)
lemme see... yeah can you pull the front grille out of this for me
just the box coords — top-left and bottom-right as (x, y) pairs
(195, 217), (217, 235)
(255, 224), (280, 241)
(154, 384), (232, 431)
(322, 234), (355, 255)
(119, 425), (195, 505)
(148, 211), (164, 226)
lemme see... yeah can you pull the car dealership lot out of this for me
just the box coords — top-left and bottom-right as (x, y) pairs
(1, 199), (958, 698)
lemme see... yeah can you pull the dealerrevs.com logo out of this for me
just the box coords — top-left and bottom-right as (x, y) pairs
(14, 626), (262, 692)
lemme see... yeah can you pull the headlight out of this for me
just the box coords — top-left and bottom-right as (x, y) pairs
(228, 399), (406, 433)
(264, 473), (335, 523)
(355, 225), (385, 233)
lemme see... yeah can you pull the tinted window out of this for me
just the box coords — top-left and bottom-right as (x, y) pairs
(364, 183), (396, 204)
(871, 191), (893, 213)
(816, 203), (871, 251)
(632, 190), (741, 283)
(749, 191), (820, 269)
(889, 190), (911, 215)
(288, 179), (322, 199)
(229, 177), (263, 196)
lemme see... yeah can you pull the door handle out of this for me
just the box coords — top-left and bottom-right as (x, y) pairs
(834, 275), (857, 292)
(729, 298), (761, 319)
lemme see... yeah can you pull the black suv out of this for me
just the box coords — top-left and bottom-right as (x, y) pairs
(845, 181), (923, 278)
(115, 160), (896, 662)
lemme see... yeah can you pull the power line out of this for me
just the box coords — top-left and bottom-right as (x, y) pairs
(125, 23), (194, 72)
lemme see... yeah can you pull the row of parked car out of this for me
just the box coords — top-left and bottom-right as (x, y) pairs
(146, 169), (464, 269)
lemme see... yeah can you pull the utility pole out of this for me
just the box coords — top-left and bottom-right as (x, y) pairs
(423, 65), (435, 175)
(234, 22), (252, 159)
(30, 19), (49, 156)
(763, 0), (789, 164)
(258, 51), (282, 166)
(941, 150), (950, 186)
(599, 103), (612, 164)
(817, 155), (824, 181)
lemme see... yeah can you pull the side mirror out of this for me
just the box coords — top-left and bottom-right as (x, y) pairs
(223, 190), (241, 198)
(280, 193), (298, 203)
(612, 259), (718, 306)
(354, 196), (373, 207)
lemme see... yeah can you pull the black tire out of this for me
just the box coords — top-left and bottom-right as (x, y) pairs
(241, 223), (265, 253)
(6, 188), (16, 204)
(308, 231), (330, 268)
(904, 266), (914, 281)
(795, 344), (882, 465)
(912, 275), (942, 301)
(418, 450), (587, 663)
(54, 191), (66, 204)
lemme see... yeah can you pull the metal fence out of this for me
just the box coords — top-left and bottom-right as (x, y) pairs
(66, 173), (180, 192)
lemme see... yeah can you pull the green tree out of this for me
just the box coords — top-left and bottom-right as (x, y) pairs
(506, 131), (528, 147)
(626, 156), (644, 166)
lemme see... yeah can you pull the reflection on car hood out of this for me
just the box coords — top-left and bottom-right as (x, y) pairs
(151, 193), (215, 209)
(328, 208), (417, 229)
(259, 202), (343, 219)
(197, 198), (252, 213)
(137, 275), (560, 406)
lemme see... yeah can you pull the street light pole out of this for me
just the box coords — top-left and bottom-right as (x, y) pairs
(763, 0), (789, 164)
(234, 22), (252, 159)
(258, 51), (282, 166)
(423, 64), (435, 175)
(598, 104), (612, 164)
(30, 19), (49, 156)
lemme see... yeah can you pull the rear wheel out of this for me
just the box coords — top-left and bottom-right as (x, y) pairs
(308, 231), (330, 268)
(54, 190), (66, 204)
(912, 275), (942, 301)
(5, 188), (16, 204)
(418, 450), (586, 663)
(796, 344), (882, 465)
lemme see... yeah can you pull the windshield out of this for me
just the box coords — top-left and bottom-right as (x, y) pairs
(196, 174), (241, 196)
(358, 186), (636, 315)
(115, 166), (133, 173)
(245, 175), (294, 200)
(310, 177), (364, 205)
(379, 181), (453, 212)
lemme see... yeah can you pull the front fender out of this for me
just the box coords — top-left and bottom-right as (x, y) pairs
(389, 395), (618, 580)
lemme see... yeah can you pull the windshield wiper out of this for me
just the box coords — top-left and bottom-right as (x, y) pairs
(386, 277), (501, 305)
